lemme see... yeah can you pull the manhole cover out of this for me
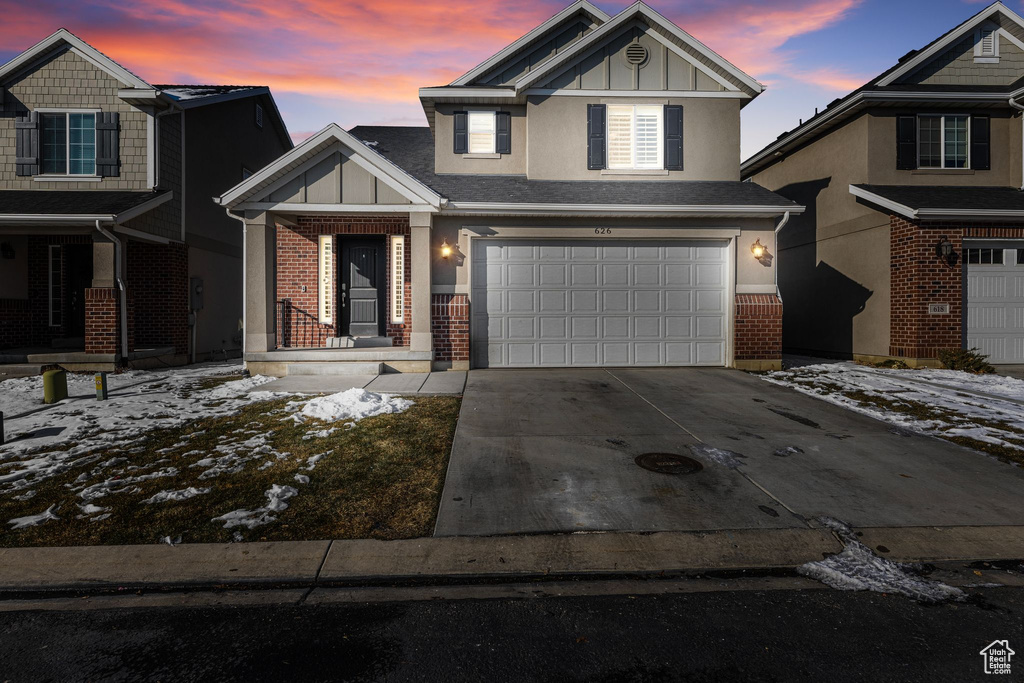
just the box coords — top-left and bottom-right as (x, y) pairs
(634, 452), (703, 475)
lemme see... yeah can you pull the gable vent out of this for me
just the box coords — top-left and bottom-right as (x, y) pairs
(624, 43), (648, 66)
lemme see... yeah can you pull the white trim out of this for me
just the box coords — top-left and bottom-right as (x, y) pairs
(112, 224), (172, 245)
(117, 88), (160, 101)
(390, 234), (405, 323)
(916, 113), (971, 169)
(0, 214), (114, 224)
(514, 2), (762, 95)
(216, 123), (441, 208)
(146, 114), (156, 189)
(999, 26), (1024, 52)
(450, 0), (611, 86)
(114, 191), (174, 224)
(33, 107), (101, 114)
(318, 235), (334, 324)
(848, 185), (917, 218)
(34, 176), (101, 182)
(525, 88), (749, 98)
(975, 21), (1001, 60)
(418, 87), (517, 99)
(444, 201), (802, 217)
(236, 202), (437, 214)
(877, 2), (1024, 86)
(0, 30), (151, 89)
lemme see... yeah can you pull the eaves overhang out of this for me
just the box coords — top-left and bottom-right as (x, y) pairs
(440, 201), (804, 218)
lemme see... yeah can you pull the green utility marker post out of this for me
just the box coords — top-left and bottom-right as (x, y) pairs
(95, 372), (109, 400)
(43, 368), (68, 404)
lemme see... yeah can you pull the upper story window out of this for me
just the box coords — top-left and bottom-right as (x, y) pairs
(918, 115), (969, 169)
(607, 104), (663, 170)
(41, 112), (96, 175)
(468, 111), (496, 154)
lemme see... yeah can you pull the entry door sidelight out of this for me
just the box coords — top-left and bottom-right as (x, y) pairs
(340, 237), (386, 337)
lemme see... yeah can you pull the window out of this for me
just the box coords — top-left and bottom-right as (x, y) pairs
(255, 103), (264, 129)
(41, 112), (96, 175)
(918, 115), (968, 169)
(48, 245), (62, 327)
(468, 111), (495, 154)
(966, 248), (1003, 265)
(607, 105), (663, 170)
(390, 235), (405, 323)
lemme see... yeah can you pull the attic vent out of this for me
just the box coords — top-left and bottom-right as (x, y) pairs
(255, 103), (264, 129)
(624, 43), (649, 66)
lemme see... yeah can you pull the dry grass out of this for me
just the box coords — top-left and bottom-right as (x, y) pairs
(0, 394), (461, 547)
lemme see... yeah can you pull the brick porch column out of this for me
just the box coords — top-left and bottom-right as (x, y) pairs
(84, 287), (119, 355)
(734, 294), (783, 371)
(409, 212), (433, 353)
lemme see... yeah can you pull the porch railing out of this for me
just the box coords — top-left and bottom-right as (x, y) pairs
(277, 299), (332, 348)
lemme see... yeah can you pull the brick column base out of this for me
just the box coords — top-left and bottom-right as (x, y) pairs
(734, 293), (782, 371)
(85, 287), (119, 355)
(431, 294), (469, 368)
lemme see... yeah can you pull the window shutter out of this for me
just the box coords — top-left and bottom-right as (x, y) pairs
(587, 103), (606, 170)
(15, 111), (39, 176)
(96, 111), (120, 177)
(453, 111), (468, 154)
(495, 111), (511, 155)
(971, 116), (991, 170)
(664, 105), (684, 171)
(896, 115), (917, 170)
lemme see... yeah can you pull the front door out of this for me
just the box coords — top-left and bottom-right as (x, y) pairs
(65, 244), (93, 339)
(340, 237), (386, 337)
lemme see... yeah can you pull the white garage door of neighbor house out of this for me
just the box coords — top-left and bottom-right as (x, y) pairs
(471, 239), (729, 368)
(967, 246), (1024, 364)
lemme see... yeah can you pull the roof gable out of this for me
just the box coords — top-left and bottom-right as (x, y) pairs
(0, 28), (150, 89)
(452, 1), (610, 86)
(217, 124), (441, 210)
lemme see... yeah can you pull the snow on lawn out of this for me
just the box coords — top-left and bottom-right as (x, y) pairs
(289, 388), (412, 423)
(764, 361), (1024, 455)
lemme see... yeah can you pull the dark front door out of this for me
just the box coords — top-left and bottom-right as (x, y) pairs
(65, 244), (93, 338)
(340, 237), (386, 337)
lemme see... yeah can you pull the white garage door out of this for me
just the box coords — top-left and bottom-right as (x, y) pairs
(471, 239), (729, 368)
(967, 246), (1024, 364)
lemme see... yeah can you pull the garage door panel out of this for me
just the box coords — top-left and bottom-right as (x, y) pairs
(473, 239), (728, 368)
(967, 248), (1024, 364)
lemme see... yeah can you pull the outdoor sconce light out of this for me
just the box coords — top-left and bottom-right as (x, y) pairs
(440, 238), (452, 259)
(0, 242), (13, 260)
(935, 238), (956, 266)
(750, 239), (766, 260)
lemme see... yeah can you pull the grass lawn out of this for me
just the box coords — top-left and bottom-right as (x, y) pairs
(0, 392), (461, 547)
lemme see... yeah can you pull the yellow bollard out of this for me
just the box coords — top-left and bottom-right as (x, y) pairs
(43, 368), (68, 404)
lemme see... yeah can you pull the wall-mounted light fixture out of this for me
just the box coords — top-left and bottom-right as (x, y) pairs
(935, 238), (956, 266)
(0, 242), (13, 260)
(440, 237), (452, 259)
(750, 239), (766, 260)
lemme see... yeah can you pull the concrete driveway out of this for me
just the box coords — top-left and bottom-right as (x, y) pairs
(434, 368), (1024, 536)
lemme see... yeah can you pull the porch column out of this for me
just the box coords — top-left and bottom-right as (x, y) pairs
(84, 234), (120, 356)
(409, 212), (433, 352)
(244, 212), (277, 354)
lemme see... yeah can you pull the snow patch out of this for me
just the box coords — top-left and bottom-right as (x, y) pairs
(293, 388), (412, 423)
(8, 504), (59, 529)
(211, 484), (298, 529)
(689, 444), (745, 469)
(144, 487), (211, 504)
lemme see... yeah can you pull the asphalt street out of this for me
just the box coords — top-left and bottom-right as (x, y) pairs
(0, 583), (1020, 682)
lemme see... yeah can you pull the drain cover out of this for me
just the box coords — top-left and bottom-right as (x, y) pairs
(634, 452), (703, 475)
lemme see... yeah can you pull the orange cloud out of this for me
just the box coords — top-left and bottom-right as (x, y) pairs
(791, 67), (871, 92)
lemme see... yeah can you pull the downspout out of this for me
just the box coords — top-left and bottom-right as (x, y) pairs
(773, 211), (791, 300)
(95, 221), (128, 362)
(1009, 95), (1024, 191)
(225, 207), (247, 357)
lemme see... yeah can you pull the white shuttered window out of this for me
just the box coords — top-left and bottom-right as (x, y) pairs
(606, 105), (663, 170)
(468, 111), (496, 154)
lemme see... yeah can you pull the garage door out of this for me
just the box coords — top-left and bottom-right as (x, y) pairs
(471, 239), (728, 368)
(966, 246), (1024, 364)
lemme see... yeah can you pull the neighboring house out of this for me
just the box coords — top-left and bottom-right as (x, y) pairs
(217, 0), (801, 376)
(0, 29), (291, 370)
(743, 2), (1024, 365)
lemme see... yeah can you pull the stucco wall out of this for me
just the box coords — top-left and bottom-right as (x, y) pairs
(526, 95), (740, 181)
(433, 104), (527, 175)
(0, 49), (148, 190)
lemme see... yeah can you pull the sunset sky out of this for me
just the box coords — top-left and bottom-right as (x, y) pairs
(0, 0), (1008, 160)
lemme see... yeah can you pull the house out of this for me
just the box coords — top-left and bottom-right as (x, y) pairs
(217, 0), (801, 376)
(0, 29), (291, 371)
(743, 2), (1024, 366)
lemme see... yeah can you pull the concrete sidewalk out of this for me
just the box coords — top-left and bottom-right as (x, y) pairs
(250, 372), (466, 396)
(2, 525), (1023, 593)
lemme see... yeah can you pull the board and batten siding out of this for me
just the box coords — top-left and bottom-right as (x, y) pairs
(256, 150), (411, 205)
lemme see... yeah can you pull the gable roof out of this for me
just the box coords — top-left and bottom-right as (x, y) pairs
(451, 0), (610, 86)
(742, 1), (1024, 178)
(0, 28), (150, 89)
(215, 124), (442, 209)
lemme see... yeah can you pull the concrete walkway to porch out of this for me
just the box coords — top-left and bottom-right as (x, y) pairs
(249, 372), (467, 396)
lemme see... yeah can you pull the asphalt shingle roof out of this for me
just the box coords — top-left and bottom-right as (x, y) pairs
(0, 190), (168, 216)
(155, 85), (264, 103)
(349, 126), (799, 208)
(854, 184), (1024, 211)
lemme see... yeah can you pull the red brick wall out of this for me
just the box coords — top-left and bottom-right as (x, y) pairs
(734, 294), (783, 361)
(276, 216), (411, 348)
(127, 241), (189, 355)
(431, 294), (469, 362)
(84, 287), (119, 354)
(0, 298), (30, 348)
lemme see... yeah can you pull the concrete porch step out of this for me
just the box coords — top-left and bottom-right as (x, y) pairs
(0, 363), (44, 378)
(286, 362), (384, 376)
(325, 336), (393, 349)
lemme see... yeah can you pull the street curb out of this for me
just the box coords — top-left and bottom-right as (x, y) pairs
(1, 526), (1021, 594)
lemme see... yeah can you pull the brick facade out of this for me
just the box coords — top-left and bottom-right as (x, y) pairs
(734, 294), (783, 362)
(84, 287), (119, 354)
(276, 216), (411, 348)
(431, 294), (470, 362)
(126, 241), (189, 355)
(0, 298), (30, 348)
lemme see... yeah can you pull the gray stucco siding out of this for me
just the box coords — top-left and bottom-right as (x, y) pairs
(0, 49), (149, 190)
(433, 104), (527, 175)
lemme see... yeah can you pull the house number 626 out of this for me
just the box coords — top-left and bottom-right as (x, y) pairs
(594, 228), (612, 235)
